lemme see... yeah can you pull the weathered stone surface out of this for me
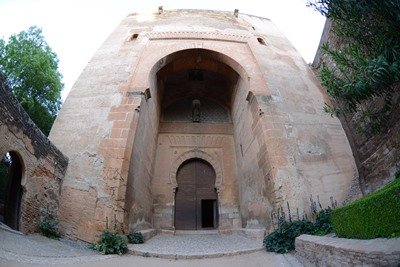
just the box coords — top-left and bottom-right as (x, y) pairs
(313, 20), (400, 195)
(0, 77), (68, 233)
(49, 9), (358, 242)
(295, 234), (400, 266)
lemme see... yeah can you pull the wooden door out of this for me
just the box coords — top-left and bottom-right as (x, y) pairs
(175, 159), (218, 230)
(175, 160), (197, 230)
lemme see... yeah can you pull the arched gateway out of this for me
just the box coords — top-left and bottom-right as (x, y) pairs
(0, 151), (23, 230)
(145, 48), (242, 233)
(49, 9), (359, 242)
(175, 159), (218, 230)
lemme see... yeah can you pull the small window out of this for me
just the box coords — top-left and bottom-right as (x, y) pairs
(188, 69), (204, 81)
(130, 33), (139, 41)
(257, 37), (267, 46)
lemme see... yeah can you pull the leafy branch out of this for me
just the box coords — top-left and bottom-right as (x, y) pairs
(308, 0), (400, 135)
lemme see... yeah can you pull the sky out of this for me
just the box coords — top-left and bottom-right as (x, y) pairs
(0, 0), (325, 101)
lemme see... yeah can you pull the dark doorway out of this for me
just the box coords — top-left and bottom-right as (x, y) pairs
(0, 152), (23, 230)
(201, 199), (217, 228)
(175, 159), (218, 230)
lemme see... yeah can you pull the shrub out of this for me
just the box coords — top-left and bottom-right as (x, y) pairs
(39, 216), (60, 239)
(90, 230), (128, 255)
(263, 220), (315, 253)
(314, 208), (333, 236)
(128, 231), (144, 244)
(331, 178), (400, 239)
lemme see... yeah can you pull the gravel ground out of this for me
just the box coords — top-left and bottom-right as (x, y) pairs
(0, 227), (113, 265)
(0, 227), (303, 267)
(129, 233), (263, 258)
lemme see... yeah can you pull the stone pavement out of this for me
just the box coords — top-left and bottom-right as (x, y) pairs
(0, 225), (113, 266)
(129, 232), (263, 258)
(0, 227), (303, 266)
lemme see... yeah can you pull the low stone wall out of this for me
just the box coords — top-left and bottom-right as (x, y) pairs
(295, 234), (400, 266)
(0, 77), (68, 233)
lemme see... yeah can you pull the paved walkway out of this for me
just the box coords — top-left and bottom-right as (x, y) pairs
(0, 226), (113, 266)
(0, 227), (303, 267)
(129, 233), (263, 258)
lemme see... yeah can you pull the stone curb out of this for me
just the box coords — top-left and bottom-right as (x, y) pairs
(0, 249), (114, 265)
(0, 223), (25, 236)
(295, 234), (400, 266)
(127, 247), (264, 259)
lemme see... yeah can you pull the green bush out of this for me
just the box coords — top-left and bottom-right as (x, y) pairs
(128, 231), (144, 244)
(39, 216), (60, 239)
(90, 230), (128, 255)
(263, 220), (315, 253)
(331, 178), (400, 239)
(314, 208), (333, 236)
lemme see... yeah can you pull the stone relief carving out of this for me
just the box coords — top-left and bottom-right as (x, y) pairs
(169, 149), (223, 189)
(145, 31), (251, 43)
(166, 135), (224, 147)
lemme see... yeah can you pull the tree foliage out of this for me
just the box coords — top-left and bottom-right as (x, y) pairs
(308, 0), (400, 135)
(0, 26), (63, 135)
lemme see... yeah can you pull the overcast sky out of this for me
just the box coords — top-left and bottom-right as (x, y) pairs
(0, 0), (325, 101)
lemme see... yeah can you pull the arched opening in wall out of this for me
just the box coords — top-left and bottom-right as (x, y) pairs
(130, 33), (139, 41)
(0, 151), (23, 230)
(126, 48), (253, 232)
(257, 37), (267, 46)
(157, 49), (238, 125)
(175, 158), (218, 230)
(150, 49), (240, 231)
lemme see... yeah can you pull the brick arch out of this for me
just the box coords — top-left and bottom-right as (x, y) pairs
(0, 150), (25, 230)
(127, 42), (270, 95)
(169, 149), (223, 190)
(154, 50), (240, 83)
(0, 149), (26, 187)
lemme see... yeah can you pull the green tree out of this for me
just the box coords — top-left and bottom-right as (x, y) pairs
(308, 0), (400, 135)
(0, 26), (63, 135)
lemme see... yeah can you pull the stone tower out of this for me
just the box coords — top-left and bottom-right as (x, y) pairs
(49, 9), (360, 242)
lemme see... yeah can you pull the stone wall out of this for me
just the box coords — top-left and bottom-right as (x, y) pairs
(0, 77), (68, 233)
(125, 86), (159, 232)
(50, 9), (359, 241)
(241, 14), (361, 215)
(49, 16), (141, 240)
(152, 123), (241, 233)
(296, 234), (400, 266)
(313, 20), (400, 195)
(232, 78), (274, 230)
